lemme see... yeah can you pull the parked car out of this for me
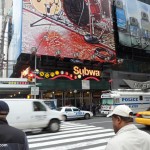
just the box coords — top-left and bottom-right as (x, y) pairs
(135, 107), (150, 128)
(57, 106), (93, 121)
(1, 99), (63, 133)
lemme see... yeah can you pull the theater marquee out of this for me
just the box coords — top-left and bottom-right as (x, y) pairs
(37, 66), (101, 81)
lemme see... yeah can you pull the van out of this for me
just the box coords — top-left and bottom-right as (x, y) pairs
(100, 90), (150, 116)
(1, 99), (63, 133)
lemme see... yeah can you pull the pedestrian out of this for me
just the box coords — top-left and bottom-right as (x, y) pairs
(0, 100), (29, 150)
(81, 103), (87, 110)
(105, 105), (150, 150)
(91, 103), (96, 116)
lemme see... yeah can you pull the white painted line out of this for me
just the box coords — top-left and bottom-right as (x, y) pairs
(88, 121), (112, 124)
(61, 126), (98, 131)
(82, 145), (106, 150)
(38, 138), (110, 150)
(61, 122), (86, 126)
(61, 124), (90, 128)
(61, 122), (87, 125)
(28, 129), (114, 142)
(29, 132), (115, 148)
(27, 127), (104, 139)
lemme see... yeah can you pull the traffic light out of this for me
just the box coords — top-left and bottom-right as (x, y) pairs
(27, 73), (34, 82)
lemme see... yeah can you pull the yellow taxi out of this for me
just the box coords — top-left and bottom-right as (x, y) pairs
(135, 107), (150, 127)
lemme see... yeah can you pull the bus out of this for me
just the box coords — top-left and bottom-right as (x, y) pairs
(100, 89), (150, 116)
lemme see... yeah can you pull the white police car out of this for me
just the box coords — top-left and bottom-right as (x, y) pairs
(57, 106), (93, 121)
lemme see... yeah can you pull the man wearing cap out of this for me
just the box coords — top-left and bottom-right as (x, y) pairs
(105, 105), (150, 150)
(0, 100), (29, 150)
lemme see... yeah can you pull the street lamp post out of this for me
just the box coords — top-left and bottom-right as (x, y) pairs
(34, 52), (37, 99)
(31, 47), (37, 99)
(74, 90), (77, 106)
(30, 35), (47, 99)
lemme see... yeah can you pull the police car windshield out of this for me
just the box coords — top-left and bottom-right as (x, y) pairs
(102, 98), (113, 105)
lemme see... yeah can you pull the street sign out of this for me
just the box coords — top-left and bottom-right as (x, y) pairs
(82, 80), (90, 89)
(31, 87), (39, 95)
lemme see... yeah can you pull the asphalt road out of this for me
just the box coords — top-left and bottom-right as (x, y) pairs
(27, 116), (149, 150)
(72, 115), (150, 134)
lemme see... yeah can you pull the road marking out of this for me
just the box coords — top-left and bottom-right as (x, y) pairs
(28, 122), (114, 150)
(88, 121), (112, 124)
(27, 127), (104, 139)
(38, 138), (109, 150)
(61, 125), (99, 131)
(29, 132), (114, 148)
(82, 145), (106, 150)
(28, 129), (113, 142)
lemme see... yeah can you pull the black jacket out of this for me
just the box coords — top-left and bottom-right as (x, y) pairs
(0, 119), (29, 150)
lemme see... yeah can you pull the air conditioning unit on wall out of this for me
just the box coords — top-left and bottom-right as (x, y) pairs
(130, 17), (138, 26)
(141, 12), (149, 21)
(115, 0), (123, 9)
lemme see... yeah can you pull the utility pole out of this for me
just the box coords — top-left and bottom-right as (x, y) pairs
(34, 51), (37, 99)
(31, 47), (37, 99)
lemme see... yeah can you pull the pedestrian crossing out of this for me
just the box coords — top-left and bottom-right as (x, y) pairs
(27, 122), (115, 150)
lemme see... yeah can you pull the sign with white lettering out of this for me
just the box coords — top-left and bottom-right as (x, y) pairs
(82, 80), (90, 89)
(123, 79), (150, 90)
(31, 87), (39, 95)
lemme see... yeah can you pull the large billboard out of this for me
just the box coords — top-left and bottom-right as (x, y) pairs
(22, 0), (116, 63)
(115, 0), (150, 51)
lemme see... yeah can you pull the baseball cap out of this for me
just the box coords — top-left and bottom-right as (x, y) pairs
(107, 105), (133, 117)
(0, 101), (9, 115)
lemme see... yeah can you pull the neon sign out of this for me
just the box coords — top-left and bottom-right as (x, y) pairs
(73, 66), (101, 77)
(37, 66), (101, 80)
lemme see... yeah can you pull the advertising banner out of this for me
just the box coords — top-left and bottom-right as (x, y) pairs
(22, 0), (116, 63)
(115, 0), (150, 51)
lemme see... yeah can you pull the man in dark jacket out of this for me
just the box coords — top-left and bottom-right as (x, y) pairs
(0, 100), (29, 150)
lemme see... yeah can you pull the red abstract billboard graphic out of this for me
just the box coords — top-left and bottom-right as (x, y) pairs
(22, 0), (116, 63)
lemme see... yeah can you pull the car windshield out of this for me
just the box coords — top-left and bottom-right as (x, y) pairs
(56, 107), (62, 111)
(101, 98), (113, 105)
(44, 101), (56, 110)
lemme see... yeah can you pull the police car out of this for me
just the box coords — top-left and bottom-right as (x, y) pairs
(57, 106), (93, 121)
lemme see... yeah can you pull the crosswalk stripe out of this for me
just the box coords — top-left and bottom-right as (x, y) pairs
(60, 125), (102, 131)
(82, 145), (106, 150)
(61, 122), (89, 127)
(38, 138), (109, 150)
(29, 132), (114, 148)
(27, 127), (104, 139)
(61, 124), (87, 127)
(28, 122), (114, 150)
(28, 129), (113, 142)
(61, 122), (92, 126)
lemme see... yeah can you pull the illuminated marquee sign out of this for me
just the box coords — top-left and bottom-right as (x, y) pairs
(73, 66), (101, 77)
(38, 66), (101, 81)
(0, 78), (33, 88)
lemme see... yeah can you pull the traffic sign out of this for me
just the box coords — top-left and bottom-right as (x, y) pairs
(31, 87), (39, 95)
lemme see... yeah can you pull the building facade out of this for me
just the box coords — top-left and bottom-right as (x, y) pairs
(1, 0), (150, 107)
